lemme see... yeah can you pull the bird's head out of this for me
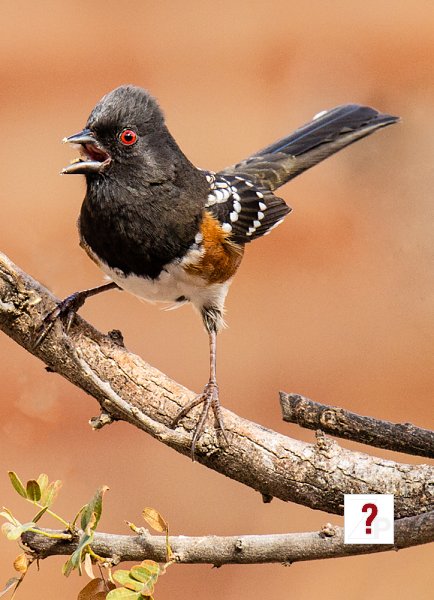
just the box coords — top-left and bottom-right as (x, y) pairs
(62, 85), (168, 178)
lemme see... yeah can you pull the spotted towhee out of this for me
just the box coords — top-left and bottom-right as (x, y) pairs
(36, 85), (398, 458)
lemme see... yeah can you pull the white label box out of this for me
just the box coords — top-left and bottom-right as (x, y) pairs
(344, 494), (394, 544)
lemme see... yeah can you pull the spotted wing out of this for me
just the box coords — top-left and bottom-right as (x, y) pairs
(204, 172), (291, 245)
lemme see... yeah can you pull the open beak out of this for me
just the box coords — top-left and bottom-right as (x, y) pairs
(61, 128), (111, 174)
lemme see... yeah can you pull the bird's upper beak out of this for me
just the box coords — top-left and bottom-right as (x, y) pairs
(61, 128), (111, 174)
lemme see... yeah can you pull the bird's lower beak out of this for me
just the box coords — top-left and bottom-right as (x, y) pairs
(62, 128), (111, 174)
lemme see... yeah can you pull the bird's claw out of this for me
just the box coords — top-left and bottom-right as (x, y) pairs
(33, 291), (87, 348)
(172, 381), (228, 460)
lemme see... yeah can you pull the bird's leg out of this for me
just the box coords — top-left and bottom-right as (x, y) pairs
(34, 281), (120, 347)
(172, 329), (227, 460)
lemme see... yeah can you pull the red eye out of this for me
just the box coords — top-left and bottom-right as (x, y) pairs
(119, 129), (138, 146)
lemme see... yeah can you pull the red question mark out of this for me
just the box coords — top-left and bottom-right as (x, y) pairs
(362, 503), (378, 534)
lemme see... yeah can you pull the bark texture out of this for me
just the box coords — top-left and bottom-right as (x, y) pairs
(1, 251), (433, 520)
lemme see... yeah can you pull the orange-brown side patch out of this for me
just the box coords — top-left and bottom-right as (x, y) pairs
(186, 211), (244, 284)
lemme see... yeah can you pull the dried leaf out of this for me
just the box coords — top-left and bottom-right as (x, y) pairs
(78, 578), (116, 600)
(0, 577), (20, 598)
(2, 522), (35, 541)
(84, 553), (95, 580)
(1, 523), (16, 538)
(79, 580), (116, 600)
(7, 473), (27, 499)
(142, 508), (167, 533)
(13, 553), (28, 574)
(0, 509), (18, 526)
(42, 480), (62, 508)
(26, 480), (41, 503)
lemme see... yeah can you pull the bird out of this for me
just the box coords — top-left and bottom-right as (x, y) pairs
(35, 85), (398, 459)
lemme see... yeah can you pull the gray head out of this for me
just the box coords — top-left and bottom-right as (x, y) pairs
(87, 85), (164, 141)
(62, 85), (171, 177)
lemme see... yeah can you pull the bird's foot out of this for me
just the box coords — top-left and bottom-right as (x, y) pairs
(33, 291), (88, 348)
(172, 380), (228, 460)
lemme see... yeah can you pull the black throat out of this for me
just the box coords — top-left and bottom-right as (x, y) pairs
(78, 131), (208, 279)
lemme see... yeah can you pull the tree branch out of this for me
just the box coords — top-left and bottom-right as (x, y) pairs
(280, 393), (434, 458)
(1, 250), (433, 518)
(21, 510), (434, 565)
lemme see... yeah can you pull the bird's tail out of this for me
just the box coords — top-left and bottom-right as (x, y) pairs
(227, 105), (399, 191)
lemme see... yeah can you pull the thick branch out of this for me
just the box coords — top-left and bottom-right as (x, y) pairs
(280, 393), (434, 458)
(1, 250), (433, 518)
(21, 510), (434, 565)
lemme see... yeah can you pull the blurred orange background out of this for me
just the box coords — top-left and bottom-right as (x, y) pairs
(0, 2), (433, 599)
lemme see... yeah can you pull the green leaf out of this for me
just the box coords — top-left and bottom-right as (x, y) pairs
(112, 571), (135, 586)
(130, 562), (159, 595)
(0, 577), (21, 598)
(62, 530), (94, 577)
(80, 486), (109, 532)
(131, 562), (159, 584)
(41, 480), (62, 508)
(106, 588), (142, 600)
(7, 473), (27, 499)
(32, 505), (48, 523)
(112, 571), (143, 592)
(26, 480), (41, 502)
(36, 474), (48, 496)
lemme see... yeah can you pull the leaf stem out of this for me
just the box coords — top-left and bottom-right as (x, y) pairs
(27, 527), (73, 540)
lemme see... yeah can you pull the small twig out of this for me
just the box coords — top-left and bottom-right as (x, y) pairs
(21, 511), (434, 565)
(280, 393), (434, 458)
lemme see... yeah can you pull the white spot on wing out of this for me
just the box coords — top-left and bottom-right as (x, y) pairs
(313, 109), (328, 120)
(221, 222), (232, 233)
(263, 218), (285, 236)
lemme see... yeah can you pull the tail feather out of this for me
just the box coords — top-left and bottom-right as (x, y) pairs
(224, 104), (399, 191)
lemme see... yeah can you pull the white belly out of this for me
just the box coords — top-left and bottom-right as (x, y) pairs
(98, 252), (231, 316)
